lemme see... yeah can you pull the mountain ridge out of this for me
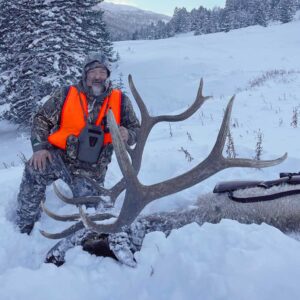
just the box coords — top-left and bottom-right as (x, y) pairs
(95, 2), (171, 41)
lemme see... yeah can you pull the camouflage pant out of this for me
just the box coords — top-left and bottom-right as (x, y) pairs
(15, 150), (103, 234)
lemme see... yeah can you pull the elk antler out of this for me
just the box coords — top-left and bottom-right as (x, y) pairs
(79, 93), (286, 234)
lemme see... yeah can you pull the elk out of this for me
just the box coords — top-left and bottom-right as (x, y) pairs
(40, 75), (291, 254)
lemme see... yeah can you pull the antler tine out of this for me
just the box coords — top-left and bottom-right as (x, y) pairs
(129, 76), (211, 172)
(154, 78), (211, 123)
(40, 212), (117, 239)
(41, 201), (81, 222)
(210, 95), (235, 156)
(107, 110), (140, 187)
(128, 74), (151, 119)
(226, 153), (288, 168)
(53, 182), (102, 206)
(128, 75), (211, 125)
(79, 206), (117, 233)
(40, 222), (85, 239)
(208, 96), (288, 168)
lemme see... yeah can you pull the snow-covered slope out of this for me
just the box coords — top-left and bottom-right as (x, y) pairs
(96, 2), (171, 41)
(1, 20), (300, 299)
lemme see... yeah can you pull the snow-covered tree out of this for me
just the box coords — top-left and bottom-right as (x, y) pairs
(254, 2), (269, 26)
(208, 7), (223, 33)
(171, 7), (191, 33)
(278, 0), (296, 23)
(128, 0), (299, 40)
(135, 19), (174, 40)
(221, 7), (234, 32)
(192, 6), (211, 35)
(0, 0), (37, 107)
(0, 0), (114, 125)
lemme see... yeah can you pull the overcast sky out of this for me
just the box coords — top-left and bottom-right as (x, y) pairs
(106, 0), (226, 16)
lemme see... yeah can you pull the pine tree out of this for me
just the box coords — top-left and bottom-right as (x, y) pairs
(190, 8), (199, 31)
(155, 20), (171, 39)
(0, 0), (114, 125)
(209, 7), (223, 33)
(170, 7), (191, 33)
(193, 6), (211, 35)
(254, 2), (268, 26)
(270, 0), (282, 20)
(278, 0), (296, 23)
(0, 0), (37, 107)
(221, 8), (234, 32)
(148, 22), (157, 39)
(114, 72), (126, 93)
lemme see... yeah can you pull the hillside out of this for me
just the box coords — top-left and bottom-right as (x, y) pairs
(95, 2), (171, 41)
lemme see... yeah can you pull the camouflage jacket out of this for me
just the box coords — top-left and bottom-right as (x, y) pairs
(31, 80), (140, 182)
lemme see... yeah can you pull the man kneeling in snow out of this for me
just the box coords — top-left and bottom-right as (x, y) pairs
(15, 52), (140, 266)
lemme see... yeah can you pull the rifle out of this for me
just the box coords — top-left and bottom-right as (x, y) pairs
(213, 173), (300, 203)
(279, 172), (300, 178)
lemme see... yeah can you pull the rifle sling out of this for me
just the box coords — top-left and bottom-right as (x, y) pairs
(228, 188), (300, 203)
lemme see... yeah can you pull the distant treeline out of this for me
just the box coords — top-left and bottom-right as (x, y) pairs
(133, 0), (300, 40)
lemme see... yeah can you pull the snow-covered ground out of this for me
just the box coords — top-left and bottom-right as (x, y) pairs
(1, 19), (300, 300)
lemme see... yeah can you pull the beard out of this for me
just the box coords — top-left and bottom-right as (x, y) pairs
(90, 80), (106, 96)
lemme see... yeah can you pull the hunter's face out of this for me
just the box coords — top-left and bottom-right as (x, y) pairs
(86, 67), (108, 86)
(86, 67), (108, 95)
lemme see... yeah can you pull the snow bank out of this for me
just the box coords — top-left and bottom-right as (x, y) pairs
(1, 220), (300, 300)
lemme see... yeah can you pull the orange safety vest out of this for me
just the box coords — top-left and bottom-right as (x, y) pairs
(48, 86), (121, 150)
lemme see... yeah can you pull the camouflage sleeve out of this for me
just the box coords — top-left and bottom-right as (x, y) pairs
(30, 87), (69, 152)
(120, 94), (140, 146)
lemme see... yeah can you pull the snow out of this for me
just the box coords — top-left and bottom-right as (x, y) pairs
(1, 19), (300, 299)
